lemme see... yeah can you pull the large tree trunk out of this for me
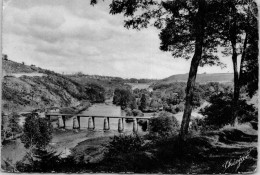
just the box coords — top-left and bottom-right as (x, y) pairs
(239, 33), (248, 77)
(231, 31), (248, 125)
(231, 41), (239, 125)
(180, 0), (206, 140)
(229, 6), (240, 125)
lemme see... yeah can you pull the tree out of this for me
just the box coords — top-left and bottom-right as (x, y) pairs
(2, 54), (8, 60)
(85, 83), (105, 103)
(218, 0), (258, 124)
(1, 113), (22, 142)
(113, 88), (136, 109)
(8, 113), (22, 138)
(150, 98), (160, 110)
(1, 112), (9, 142)
(200, 92), (256, 128)
(238, 1), (258, 98)
(21, 113), (52, 150)
(140, 93), (148, 111)
(91, 0), (227, 139)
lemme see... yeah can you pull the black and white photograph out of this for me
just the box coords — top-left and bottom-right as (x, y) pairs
(1, 0), (258, 173)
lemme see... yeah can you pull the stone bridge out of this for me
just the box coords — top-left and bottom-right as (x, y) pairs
(45, 113), (151, 133)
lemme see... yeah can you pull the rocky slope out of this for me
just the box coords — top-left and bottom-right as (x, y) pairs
(2, 59), (103, 114)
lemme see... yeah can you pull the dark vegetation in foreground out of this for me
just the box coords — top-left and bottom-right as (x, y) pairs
(8, 127), (257, 174)
(2, 107), (257, 173)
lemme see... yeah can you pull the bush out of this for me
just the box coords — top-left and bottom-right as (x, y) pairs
(100, 134), (158, 172)
(106, 134), (144, 156)
(149, 112), (179, 137)
(189, 117), (215, 133)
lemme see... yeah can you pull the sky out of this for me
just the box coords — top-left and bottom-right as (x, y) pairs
(3, 0), (236, 79)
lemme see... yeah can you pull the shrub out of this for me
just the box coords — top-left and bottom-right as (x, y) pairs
(149, 112), (179, 137)
(101, 134), (158, 172)
(106, 134), (144, 157)
(189, 117), (215, 133)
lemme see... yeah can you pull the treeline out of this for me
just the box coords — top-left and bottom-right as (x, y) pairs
(69, 72), (156, 84)
(113, 82), (234, 115)
(124, 78), (157, 83)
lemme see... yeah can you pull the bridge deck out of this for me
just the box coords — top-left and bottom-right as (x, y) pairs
(46, 113), (152, 119)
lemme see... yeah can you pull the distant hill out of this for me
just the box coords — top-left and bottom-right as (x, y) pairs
(154, 73), (233, 85)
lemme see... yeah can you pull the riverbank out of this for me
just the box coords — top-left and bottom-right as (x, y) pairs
(49, 128), (120, 158)
(1, 128), (116, 165)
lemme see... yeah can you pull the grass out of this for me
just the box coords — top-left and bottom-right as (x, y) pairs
(221, 122), (257, 135)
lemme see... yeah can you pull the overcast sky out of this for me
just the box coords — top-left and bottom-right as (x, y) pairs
(3, 0), (235, 79)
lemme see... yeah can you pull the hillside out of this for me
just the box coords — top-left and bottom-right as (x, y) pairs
(154, 73), (233, 86)
(2, 60), (104, 114)
(67, 74), (130, 99)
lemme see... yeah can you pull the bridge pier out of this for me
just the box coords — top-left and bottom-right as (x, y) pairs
(118, 118), (124, 132)
(146, 119), (150, 131)
(103, 118), (110, 130)
(88, 117), (95, 130)
(73, 117), (79, 129)
(62, 116), (66, 129)
(77, 116), (81, 129)
(58, 116), (63, 128)
(92, 117), (95, 129)
(46, 113), (151, 132)
(133, 118), (138, 133)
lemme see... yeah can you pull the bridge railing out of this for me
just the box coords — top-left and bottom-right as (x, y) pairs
(45, 113), (151, 133)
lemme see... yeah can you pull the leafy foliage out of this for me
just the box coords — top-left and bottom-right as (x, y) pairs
(140, 93), (149, 111)
(1, 113), (22, 142)
(149, 112), (179, 137)
(85, 83), (105, 103)
(113, 88), (137, 109)
(200, 93), (257, 128)
(21, 113), (52, 149)
(106, 134), (144, 157)
(99, 134), (158, 172)
(239, 3), (258, 98)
